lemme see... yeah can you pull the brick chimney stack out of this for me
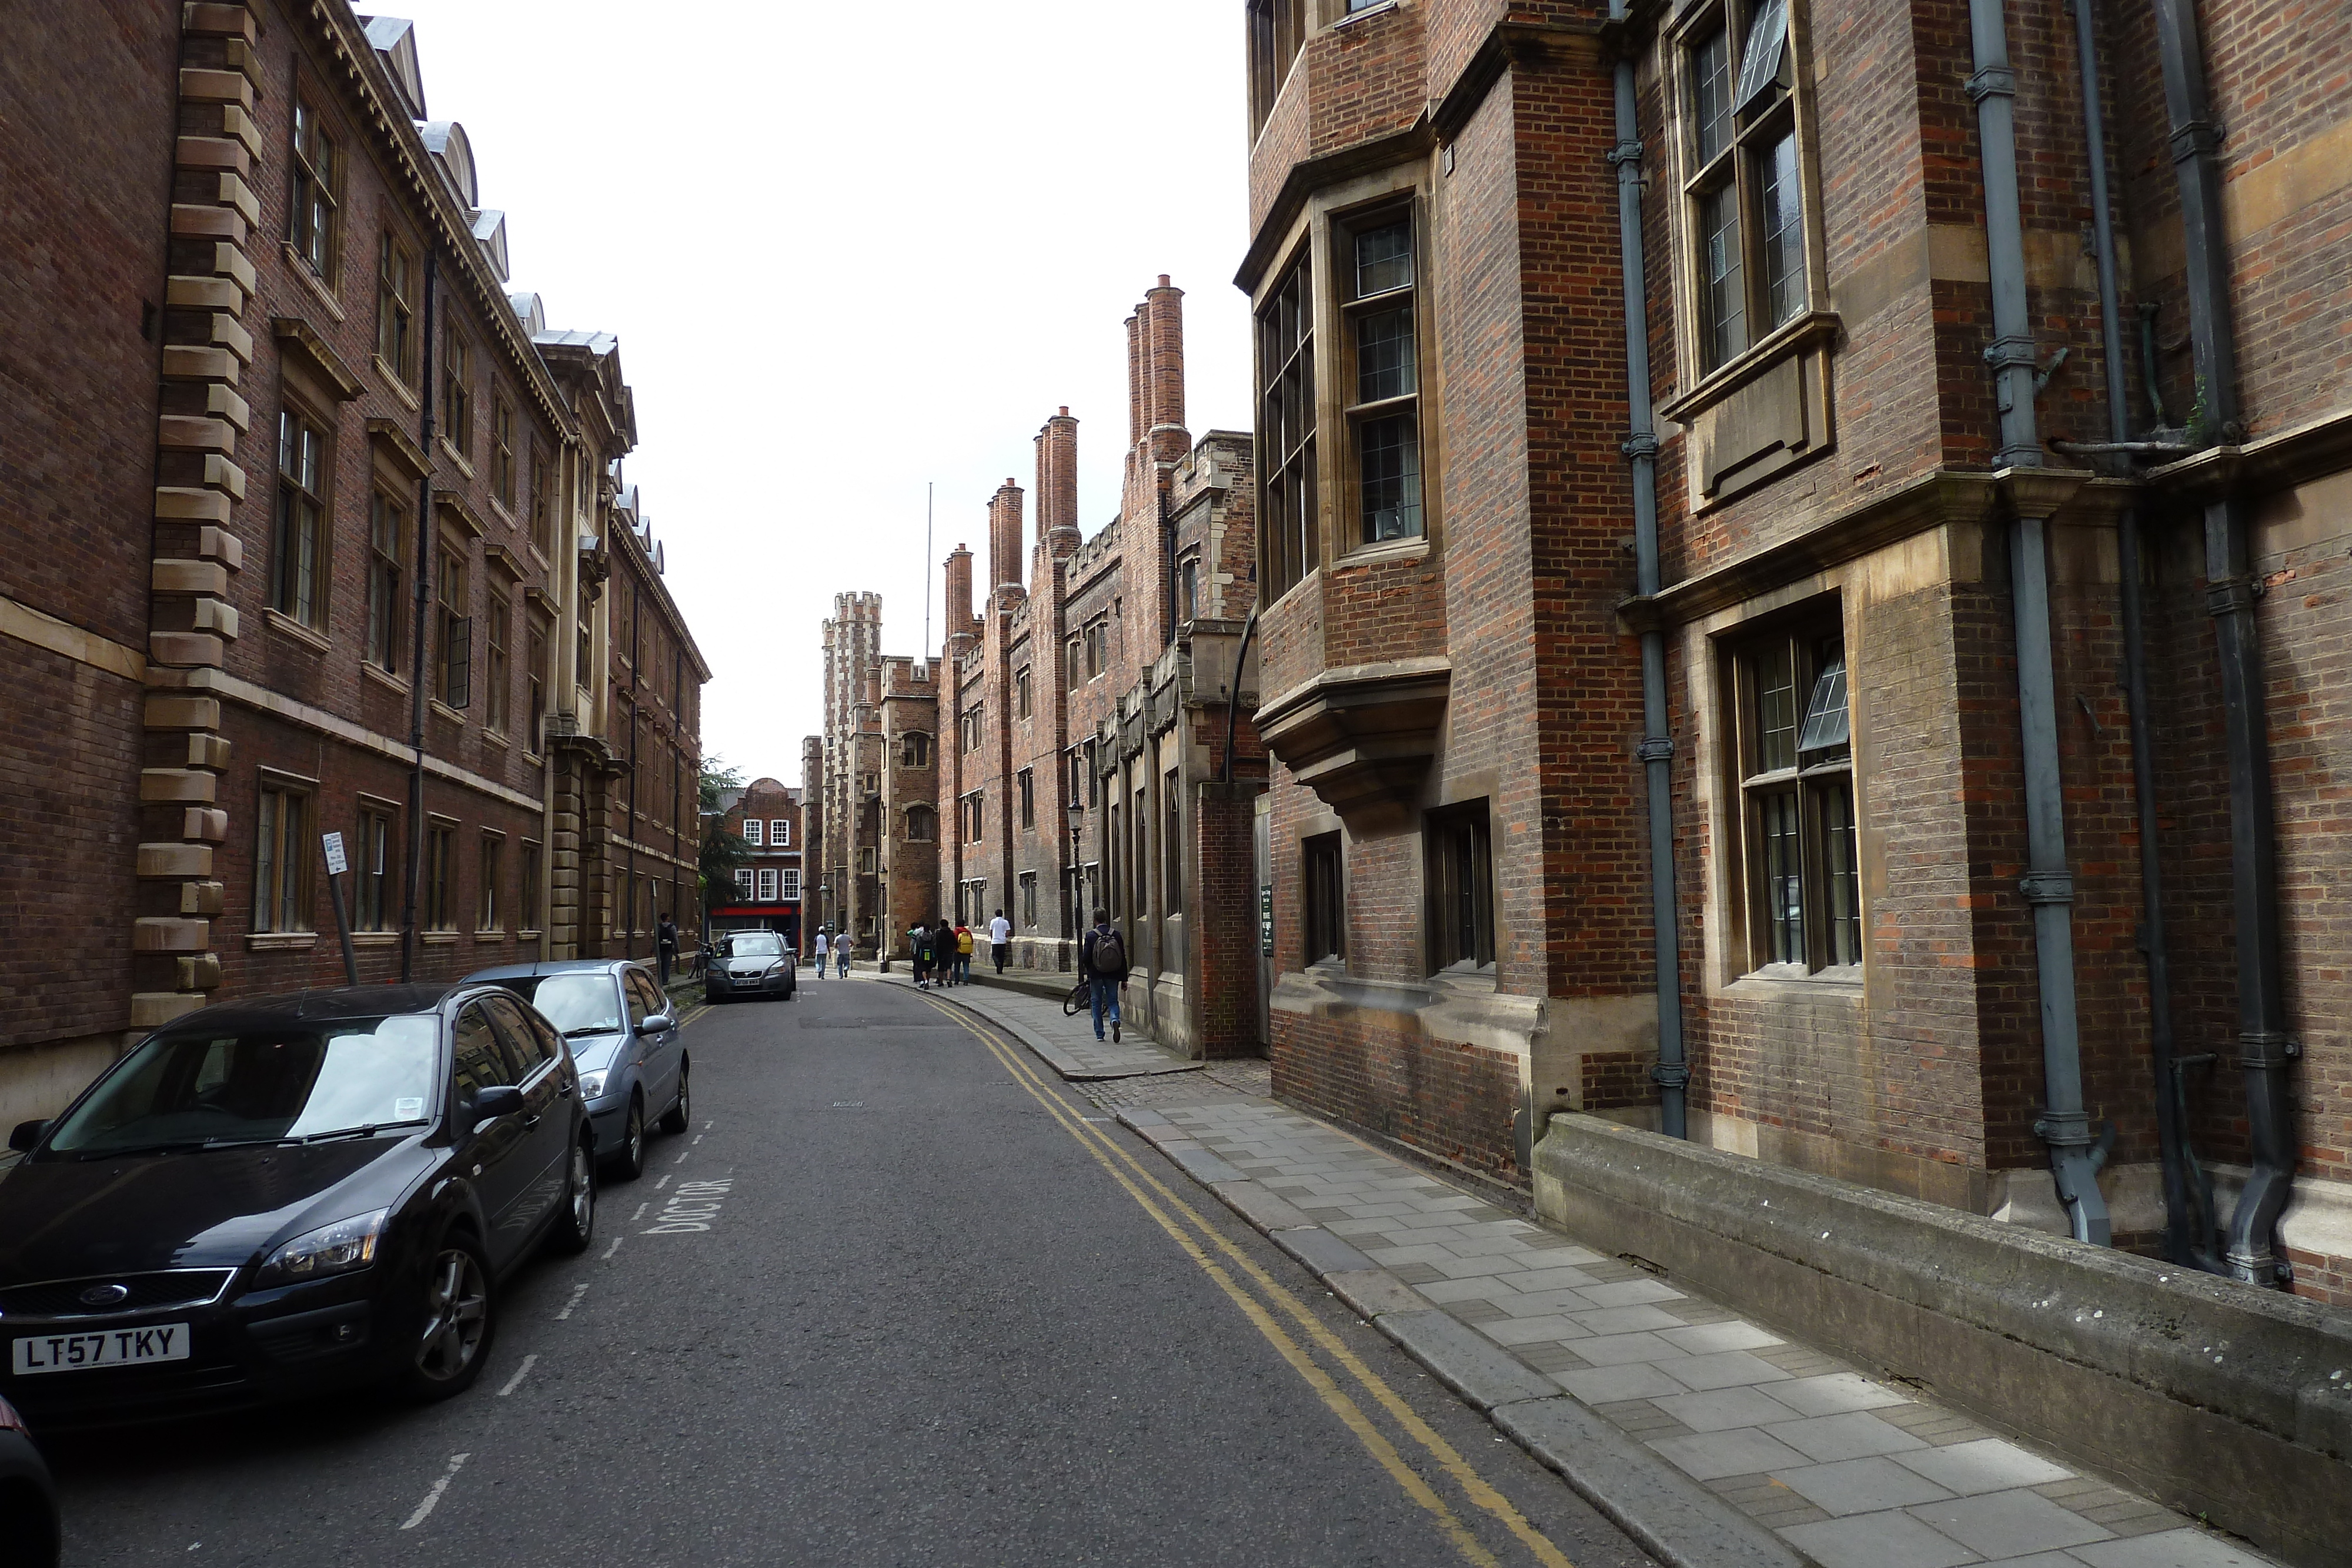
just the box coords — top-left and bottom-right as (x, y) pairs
(943, 541), (977, 660)
(1126, 312), (1145, 449)
(1146, 275), (1187, 461)
(1036, 406), (1080, 557)
(988, 477), (1025, 604)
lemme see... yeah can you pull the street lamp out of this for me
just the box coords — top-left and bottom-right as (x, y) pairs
(1064, 800), (1085, 967)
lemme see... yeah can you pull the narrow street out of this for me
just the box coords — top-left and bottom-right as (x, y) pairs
(42, 980), (1653, 1568)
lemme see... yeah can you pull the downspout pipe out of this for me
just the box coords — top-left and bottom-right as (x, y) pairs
(399, 251), (438, 984)
(2150, 0), (2296, 1287)
(2069, 0), (2215, 1269)
(1607, 19), (1689, 1139)
(1970, 0), (2111, 1243)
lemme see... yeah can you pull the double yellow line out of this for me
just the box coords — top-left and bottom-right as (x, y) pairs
(915, 994), (1577, 1568)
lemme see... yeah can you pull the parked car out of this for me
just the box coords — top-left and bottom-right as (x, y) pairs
(0, 1393), (59, 1568)
(0, 985), (591, 1429)
(465, 960), (686, 1182)
(704, 930), (796, 1005)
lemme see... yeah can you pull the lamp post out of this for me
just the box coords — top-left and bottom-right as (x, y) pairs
(1065, 799), (1085, 971)
(816, 882), (830, 964)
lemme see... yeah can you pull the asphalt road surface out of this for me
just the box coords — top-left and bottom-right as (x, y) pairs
(44, 977), (1656, 1568)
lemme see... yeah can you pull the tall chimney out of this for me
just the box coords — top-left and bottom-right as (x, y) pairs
(1147, 275), (1187, 461)
(1040, 406), (1080, 556)
(943, 542), (976, 656)
(1125, 312), (1145, 449)
(988, 478), (1025, 601)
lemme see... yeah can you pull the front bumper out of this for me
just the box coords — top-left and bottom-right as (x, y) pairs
(0, 1271), (395, 1429)
(706, 967), (793, 999)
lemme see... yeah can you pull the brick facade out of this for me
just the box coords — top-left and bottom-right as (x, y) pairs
(1241, 0), (2352, 1303)
(0, 2), (707, 1125)
(932, 280), (1267, 1059)
(709, 777), (802, 943)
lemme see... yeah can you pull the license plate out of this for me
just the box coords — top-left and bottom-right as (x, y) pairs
(12, 1323), (191, 1375)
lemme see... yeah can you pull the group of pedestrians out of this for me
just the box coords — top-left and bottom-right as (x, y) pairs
(809, 928), (851, 978)
(908, 918), (974, 989)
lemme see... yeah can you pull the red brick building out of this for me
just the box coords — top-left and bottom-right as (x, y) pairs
(708, 777), (802, 944)
(934, 280), (1267, 1058)
(0, 4), (706, 1125)
(808, 594), (941, 960)
(1241, 0), (2351, 1301)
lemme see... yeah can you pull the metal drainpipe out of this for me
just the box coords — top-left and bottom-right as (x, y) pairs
(1971, 0), (2112, 1243)
(2150, 0), (2296, 1287)
(2070, 0), (2217, 1269)
(398, 251), (438, 984)
(1607, 22), (1689, 1139)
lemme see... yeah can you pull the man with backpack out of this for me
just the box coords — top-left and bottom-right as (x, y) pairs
(909, 920), (933, 989)
(953, 922), (975, 985)
(1079, 907), (1129, 1044)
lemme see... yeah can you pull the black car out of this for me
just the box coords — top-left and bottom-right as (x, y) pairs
(704, 929), (796, 1004)
(0, 1393), (59, 1568)
(0, 984), (592, 1428)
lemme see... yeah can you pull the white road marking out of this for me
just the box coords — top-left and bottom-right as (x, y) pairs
(653, 1175), (670, 1190)
(631, 1202), (649, 1222)
(600, 1235), (623, 1261)
(496, 1354), (537, 1398)
(555, 1283), (589, 1320)
(643, 1178), (734, 1234)
(399, 1453), (470, 1530)
(692, 1134), (703, 1145)
(702, 1119), (713, 1130)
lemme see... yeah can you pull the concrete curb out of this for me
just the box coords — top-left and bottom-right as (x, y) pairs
(882, 973), (1205, 1082)
(1114, 1107), (1815, 1568)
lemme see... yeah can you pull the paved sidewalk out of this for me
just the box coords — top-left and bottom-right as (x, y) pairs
(1118, 1097), (2277, 1568)
(863, 969), (1206, 1081)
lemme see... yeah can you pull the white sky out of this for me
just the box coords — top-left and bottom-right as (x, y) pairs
(382, 1), (1255, 787)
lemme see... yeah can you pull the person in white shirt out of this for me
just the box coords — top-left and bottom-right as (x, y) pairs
(988, 909), (1012, 974)
(813, 929), (830, 978)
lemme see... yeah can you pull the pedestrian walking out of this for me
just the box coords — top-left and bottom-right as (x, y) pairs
(1079, 907), (1129, 1044)
(988, 908), (1011, 973)
(909, 921), (931, 989)
(954, 922), (974, 985)
(838, 934), (851, 977)
(813, 928), (829, 977)
(656, 913), (679, 986)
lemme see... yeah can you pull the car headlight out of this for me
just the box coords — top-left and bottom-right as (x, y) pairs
(255, 1208), (389, 1288)
(764, 961), (784, 976)
(578, 1068), (610, 1099)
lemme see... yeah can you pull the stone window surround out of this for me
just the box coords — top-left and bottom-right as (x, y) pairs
(1250, 165), (1445, 618)
(1655, 0), (1839, 510)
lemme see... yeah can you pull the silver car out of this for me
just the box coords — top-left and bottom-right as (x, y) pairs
(704, 930), (797, 1004)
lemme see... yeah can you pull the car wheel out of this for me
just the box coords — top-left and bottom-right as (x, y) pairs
(397, 1231), (495, 1402)
(547, 1140), (595, 1255)
(607, 1095), (647, 1182)
(657, 1060), (690, 1135)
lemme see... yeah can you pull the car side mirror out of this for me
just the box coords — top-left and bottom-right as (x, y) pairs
(470, 1085), (524, 1121)
(643, 1012), (674, 1034)
(7, 1120), (48, 1154)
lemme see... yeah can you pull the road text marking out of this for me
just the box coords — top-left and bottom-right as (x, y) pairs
(399, 1453), (470, 1530)
(643, 1178), (733, 1234)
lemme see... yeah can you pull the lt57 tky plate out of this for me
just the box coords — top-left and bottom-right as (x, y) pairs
(13, 1323), (191, 1375)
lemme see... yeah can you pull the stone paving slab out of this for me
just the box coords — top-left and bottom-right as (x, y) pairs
(1105, 1092), (2282, 1568)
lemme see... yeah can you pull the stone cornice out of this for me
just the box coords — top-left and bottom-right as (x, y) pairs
(292, 0), (572, 438)
(2143, 404), (2352, 506)
(1238, 118), (1438, 294)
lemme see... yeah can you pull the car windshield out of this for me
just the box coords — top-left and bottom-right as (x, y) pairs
(724, 932), (783, 958)
(493, 972), (623, 1036)
(43, 1015), (440, 1156)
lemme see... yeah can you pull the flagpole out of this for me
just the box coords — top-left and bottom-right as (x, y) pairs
(924, 481), (934, 657)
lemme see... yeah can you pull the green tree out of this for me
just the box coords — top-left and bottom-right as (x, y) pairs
(698, 756), (753, 908)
